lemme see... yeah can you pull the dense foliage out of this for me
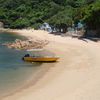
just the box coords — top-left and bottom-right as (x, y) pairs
(0, 0), (100, 32)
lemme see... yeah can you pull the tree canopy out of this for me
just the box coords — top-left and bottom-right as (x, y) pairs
(0, 0), (100, 32)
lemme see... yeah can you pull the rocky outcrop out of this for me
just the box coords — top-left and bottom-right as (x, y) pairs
(2, 39), (49, 50)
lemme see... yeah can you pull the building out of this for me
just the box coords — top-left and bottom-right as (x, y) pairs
(40, 22), (52, 32)
(0, 22), (4, 28)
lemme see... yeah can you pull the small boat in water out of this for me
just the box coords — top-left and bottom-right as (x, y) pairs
(23, 56), (59, 62)
(22, 49), (59, 62)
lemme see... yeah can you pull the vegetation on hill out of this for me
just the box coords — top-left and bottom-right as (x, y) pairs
(0, 0), (100, 33)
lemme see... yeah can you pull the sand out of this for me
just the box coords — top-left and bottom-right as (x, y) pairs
(1, 29), (100, 100)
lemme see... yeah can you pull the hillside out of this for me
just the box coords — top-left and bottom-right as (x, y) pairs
(0, 0), (100, 32)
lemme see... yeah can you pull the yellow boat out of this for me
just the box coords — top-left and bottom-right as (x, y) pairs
(22, 49), (59, 62)
(23, 57), (59, 62)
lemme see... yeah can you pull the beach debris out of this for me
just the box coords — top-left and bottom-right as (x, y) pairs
(2, 39), (49, 50)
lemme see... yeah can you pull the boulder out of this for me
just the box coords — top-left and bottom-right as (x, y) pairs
(2, 39), (49, 50)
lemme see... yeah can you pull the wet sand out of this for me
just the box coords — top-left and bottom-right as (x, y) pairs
(1, 29), (100, 100)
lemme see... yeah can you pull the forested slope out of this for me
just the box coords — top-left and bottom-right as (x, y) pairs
(0, 0), (100, 32)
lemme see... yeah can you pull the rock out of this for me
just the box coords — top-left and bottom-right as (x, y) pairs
(2, 39), (49, 50)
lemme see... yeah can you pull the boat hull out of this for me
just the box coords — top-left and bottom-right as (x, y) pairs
(23, 57), (59, 62)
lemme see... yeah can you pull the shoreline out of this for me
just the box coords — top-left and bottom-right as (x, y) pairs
(1, 29), (100, 100)
(0, 63), (52, 100)
(0, 29), (58, 99)
(0, 29), (52, 99)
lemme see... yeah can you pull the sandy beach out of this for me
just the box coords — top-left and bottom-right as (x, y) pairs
(1, 29), (100, 100)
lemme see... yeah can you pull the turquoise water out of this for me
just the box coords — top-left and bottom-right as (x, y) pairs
(0, 32), (41, 97)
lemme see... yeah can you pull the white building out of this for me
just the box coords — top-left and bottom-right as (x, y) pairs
(40, 22), (52, 32)
(0, 22), (4, 28)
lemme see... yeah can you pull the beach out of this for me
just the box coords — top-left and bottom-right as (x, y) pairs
(1, 29), (100, 100)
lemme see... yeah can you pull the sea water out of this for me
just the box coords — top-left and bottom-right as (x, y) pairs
(0, 32), (41, 97)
